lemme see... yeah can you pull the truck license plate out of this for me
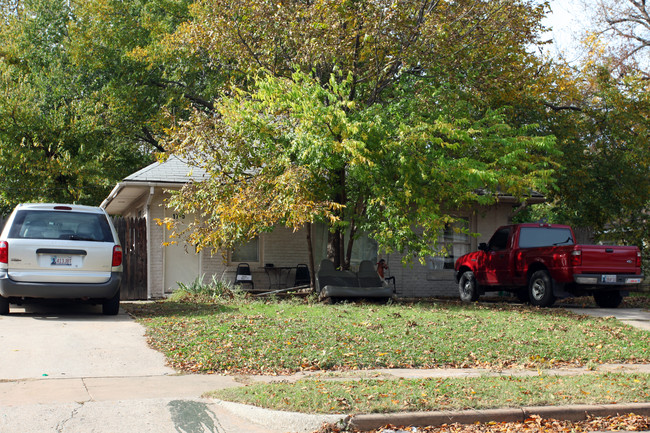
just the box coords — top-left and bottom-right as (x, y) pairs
(602, 275), (617, 283)
(51, 256), (72, 266)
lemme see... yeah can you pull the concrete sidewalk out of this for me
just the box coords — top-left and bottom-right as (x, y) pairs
(3, 364), (650, 432)
(4, 364), (650, 407)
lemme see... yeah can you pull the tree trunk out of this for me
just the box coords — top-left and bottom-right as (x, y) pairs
(326, 166), (349, 269)
(327, 229), (342, 269)
(305, 222), (316, 290)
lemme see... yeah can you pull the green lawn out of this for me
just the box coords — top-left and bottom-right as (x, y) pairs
(209, 373), (650, 414)
(123, 298), (650, 415)
(123, 299), (650, 375)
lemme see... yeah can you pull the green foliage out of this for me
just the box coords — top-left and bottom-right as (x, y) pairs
(0, 0), (157, 211)
(171, 274), (237, 303)
(162, 0), (559, 265)
(528, 54), (650, 257)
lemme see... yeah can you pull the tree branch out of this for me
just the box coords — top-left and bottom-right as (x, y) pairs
(138, 127), (166, 152)
(543, 102), (583, 112)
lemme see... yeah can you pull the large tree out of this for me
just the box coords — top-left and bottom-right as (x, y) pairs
(520, 1), (650, 256)
(591, 0), (650, 78)
(162, 0), (559, 269)
(0, 0), (206, 212)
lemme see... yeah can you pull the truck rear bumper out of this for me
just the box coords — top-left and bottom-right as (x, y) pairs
(573, 274), (644, 286)
(0, 271), (121, 300)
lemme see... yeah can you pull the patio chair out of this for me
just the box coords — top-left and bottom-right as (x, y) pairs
(293, 264), (310, 287)
(357, 260), (383, 288)
(234, 263), (254, 290)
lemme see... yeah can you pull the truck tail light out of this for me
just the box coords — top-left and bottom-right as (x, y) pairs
(0, 241), (7, 264)
(515, 251), (524, 273)
(637, 251), (642, 267)
(570, 249), (582, 266)
(112, 245), (123, 267)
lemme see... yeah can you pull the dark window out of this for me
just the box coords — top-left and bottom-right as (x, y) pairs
(488, 227), (511, 251)
(8, 210), (113, 242)
(518, 227), (574, 248)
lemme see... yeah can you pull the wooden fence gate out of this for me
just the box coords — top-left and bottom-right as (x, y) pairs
(113, 217), (148, 300)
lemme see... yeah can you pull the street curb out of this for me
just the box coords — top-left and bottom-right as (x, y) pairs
(347, 403), (650, 431)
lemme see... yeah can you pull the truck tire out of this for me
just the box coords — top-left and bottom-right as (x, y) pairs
(0, 295), (8, 315)
(528, 270), (555, 307)
(459, 271), (480, 303)
(593, 290), (623, 308)
(516, 287), (530, 304)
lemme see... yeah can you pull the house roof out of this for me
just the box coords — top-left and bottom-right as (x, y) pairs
(101, 156), (207, 215)
(124, 155), (207, 183)
(102, 155), (545, 215)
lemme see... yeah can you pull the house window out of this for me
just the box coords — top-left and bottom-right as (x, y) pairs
(428, 218), (470, 270)
(231, 237), (260, 263)
(312, 223), (378, 269)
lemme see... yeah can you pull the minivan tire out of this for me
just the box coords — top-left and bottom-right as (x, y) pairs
(102, 290), (120, 315)
(0, 295), (8, 315)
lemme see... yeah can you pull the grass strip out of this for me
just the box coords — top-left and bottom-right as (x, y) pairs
(124, 300), (650, 375)
(208, 373), (650, 414)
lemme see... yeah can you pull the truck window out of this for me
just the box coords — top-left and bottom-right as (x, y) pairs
(488, 227), (511, 251)
(518, 227), (574, 248)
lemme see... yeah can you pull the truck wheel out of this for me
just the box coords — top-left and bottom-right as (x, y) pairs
(459, 271), (480, 303)
(593, 291), (623, 308)
(516, 287), (530, 304)
(0, 295), (8, 315)
(528, 270), (555, 307)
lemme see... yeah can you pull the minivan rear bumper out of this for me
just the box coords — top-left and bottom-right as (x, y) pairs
(0, 271), (121, 300)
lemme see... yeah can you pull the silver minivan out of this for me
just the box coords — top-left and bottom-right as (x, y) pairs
(0, 204), (123, 315)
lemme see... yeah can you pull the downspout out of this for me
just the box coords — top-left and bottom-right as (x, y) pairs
(145, 186), (155, 299)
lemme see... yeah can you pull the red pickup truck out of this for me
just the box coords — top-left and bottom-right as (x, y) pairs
(454, 223), (644, 308)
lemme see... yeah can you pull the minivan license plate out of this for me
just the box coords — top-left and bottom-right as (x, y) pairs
(51, 256), (72, 266)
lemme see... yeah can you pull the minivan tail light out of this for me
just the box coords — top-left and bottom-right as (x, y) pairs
(112, 245), (123, 267)
(0, 241), (7, 264)
(570, 249), (582, 266)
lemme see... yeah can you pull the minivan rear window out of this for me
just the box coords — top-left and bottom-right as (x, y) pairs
(8, 210), (114, 242)
(518, 227), (574, 248)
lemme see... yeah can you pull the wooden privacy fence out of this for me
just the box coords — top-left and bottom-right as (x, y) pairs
(113, 217), (148, 300)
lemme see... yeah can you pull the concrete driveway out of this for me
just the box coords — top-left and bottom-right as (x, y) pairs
(0, 302), (174, 380)
(0, 303), (340, 433)
(568, 307), (650, 331)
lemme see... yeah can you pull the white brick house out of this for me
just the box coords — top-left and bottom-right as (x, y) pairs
(101, 156), (543, 299)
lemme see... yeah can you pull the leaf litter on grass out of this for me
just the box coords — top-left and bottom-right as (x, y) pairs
(315, 413), (650, 433)
(125, 301), (650, 375)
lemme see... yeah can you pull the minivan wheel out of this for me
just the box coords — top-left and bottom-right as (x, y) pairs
(0, 295), (9, 315)
(102, 290), (120, 315)
(459, 271), (480, 303)
(528, 270), (555, 307)
(593, 290), (623, 308)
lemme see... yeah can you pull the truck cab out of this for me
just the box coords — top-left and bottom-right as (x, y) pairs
(455, 223), (643, 307)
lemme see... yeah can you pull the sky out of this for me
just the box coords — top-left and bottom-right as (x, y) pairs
(541, 0), (592, 62)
